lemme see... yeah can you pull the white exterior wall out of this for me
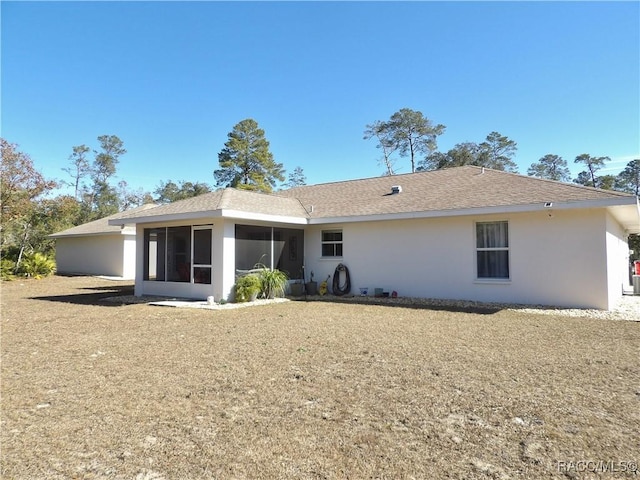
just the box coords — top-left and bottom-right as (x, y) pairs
(214, 219), (237, 302)
(55, 234), (129, 278)
(121, 235), (137, 279)
(605, 212), (631, 309)
(127, 206), (626, 309)
(305, 208), (611, 309)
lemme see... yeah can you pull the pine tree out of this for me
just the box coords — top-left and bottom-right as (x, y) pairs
(214, 119), (284, 193)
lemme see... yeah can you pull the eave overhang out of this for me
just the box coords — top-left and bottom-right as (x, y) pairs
(307, 197), (640, 232)
(106, 196), (640, 233)
(108, 209), (308, 226)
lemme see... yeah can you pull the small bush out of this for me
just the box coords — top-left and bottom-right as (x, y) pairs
(1, 259), (16, 281)
(234, 274), (262, 303)
(19, 252), (56, 279)
(258, 267), (288, 299)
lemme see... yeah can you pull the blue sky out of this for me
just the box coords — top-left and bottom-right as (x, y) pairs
(2, 1), (639, 196)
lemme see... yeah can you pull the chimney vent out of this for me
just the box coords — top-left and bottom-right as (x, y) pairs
(391, 185), (402, 194)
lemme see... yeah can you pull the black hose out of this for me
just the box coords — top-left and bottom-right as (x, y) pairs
(332, 263), (351, 296)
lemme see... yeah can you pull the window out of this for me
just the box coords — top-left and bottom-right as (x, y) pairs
(476, 221), (509, 279)
(143, 225), (212, 284)
(322, 230), (343, 257)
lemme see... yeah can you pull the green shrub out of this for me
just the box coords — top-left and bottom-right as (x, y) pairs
(233, 274), (262, 303)
(1, 259), (16, 281)
(258, 267), (288, 299)
(19, 252), (56, 279)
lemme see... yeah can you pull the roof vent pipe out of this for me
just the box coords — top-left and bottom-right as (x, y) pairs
(391, 185), (402, 194)
(481, 167), (485, 174)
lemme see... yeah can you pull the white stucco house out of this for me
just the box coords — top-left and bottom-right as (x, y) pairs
(50, 205), (157, 279)
(108, 166), (640, 310)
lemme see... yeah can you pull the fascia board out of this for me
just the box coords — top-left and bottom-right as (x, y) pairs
(108, 209), (307, 226)
(219, 209), (308, 225)
(106, 196), (637, 228)
(108, 210), (223, 226)
(48, 231), (123, 239)
(307, 197), (640, 225)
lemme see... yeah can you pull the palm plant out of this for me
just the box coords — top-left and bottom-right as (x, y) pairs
(19, 252), (56, 279)
(257, 266), (288, 299)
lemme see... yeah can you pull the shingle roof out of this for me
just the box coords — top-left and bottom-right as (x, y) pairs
(112, 188), (307, 222)
(277, 166), (635, 219)
(105, 166), (637, 230)
(50, 204), (158, 238)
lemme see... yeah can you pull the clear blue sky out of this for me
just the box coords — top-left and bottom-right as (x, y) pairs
(2, 1), (639, 196)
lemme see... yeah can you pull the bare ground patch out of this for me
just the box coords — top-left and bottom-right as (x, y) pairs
(1, 276), (639, 479)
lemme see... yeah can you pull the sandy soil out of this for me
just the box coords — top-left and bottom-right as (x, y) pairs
(1, 276), (639, 479)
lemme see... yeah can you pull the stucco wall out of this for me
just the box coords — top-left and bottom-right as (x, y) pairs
(121, 235), (137, 279)
(605, 212), (631, 309)
(304, 209), (611, 309)
(55, 234), (128, 278)
(129, 208), (623, 309)
(217, 220), (236, 302)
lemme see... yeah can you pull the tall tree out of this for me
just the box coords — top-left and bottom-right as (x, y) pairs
(366, 108), (445, 173)
(117, 181), (154, 210)
(420, 142), (480, 170)
(283, 167), (307, 188)
(574, 153), (609, 187)
(62, 144), (91, 199)
(615, 159), (640, 196)
(598, 175), (617, 191)
(478, 132), (518, 172)
(527, 154), (571, 182)
(154, 180), (212, 204)
(0, 139), (57, 262)
(214, 119), (284, 193)
(28, 195), (83, 257)
(363, 120), (399, 175)
(92, 135), (126, 184)
(81, 135), (127, 220)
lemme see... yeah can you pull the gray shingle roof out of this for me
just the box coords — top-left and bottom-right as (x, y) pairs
(277, 166), (635, 219)
(50, 204), (158, 238)
(111, 188), (307, 222)
(103, 166), (637, 230)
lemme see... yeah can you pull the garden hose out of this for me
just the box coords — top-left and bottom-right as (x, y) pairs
(332, 263), (351, 296)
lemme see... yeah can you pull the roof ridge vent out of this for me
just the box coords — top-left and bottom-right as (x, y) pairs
(391, 185), (402, 194)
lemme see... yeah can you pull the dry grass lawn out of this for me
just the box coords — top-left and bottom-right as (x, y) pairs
(1, 276), (639, 479)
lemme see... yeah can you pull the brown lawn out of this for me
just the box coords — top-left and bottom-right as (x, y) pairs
(1, 276), (639, 479)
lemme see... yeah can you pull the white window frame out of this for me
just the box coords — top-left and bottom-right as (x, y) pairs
(321, 229), (343, 258)
(475, 221), (510, 280)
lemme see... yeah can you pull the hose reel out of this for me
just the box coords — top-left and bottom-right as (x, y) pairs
(332, 263), (351, 296)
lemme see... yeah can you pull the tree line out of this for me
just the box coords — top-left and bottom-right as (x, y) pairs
(1, 111), (638, 277)
(364, 107), (640, 195)
(0, 120), (306, 275)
